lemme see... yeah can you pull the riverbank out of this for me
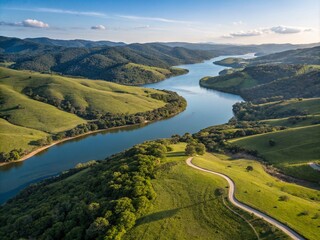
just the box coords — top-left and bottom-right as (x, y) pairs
(0, 128), (112, 167)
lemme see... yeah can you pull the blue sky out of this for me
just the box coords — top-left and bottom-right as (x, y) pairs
(0, 0), (319, 43)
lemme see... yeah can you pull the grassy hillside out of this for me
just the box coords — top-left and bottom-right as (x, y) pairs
(200, 64), (320, 101)
(0, 118), (48, 153)
(0, 67), (185, 161)
(233, 98), (320, 121)
(192, 153), (320, 240)
(230, 125), (320, 182)
(0, 141), (287, 240)
(0, 83), (86, 133)
(124, 143), (266, 240)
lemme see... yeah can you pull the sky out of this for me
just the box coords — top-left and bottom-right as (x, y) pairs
(0, 0), (319, 44)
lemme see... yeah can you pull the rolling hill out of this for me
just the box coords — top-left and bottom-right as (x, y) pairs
(200, 64), (320, 101)
(25, 37), (126, 48)
(0, 36), (212, 85)
(213, 46), (320, 68)
(0, 67), (185, 162)
(0, 142), (288, 240)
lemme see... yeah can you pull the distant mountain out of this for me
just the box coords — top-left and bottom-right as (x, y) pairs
(0, 36), (59, 54)
(160, 42), (320, 56)
(0, 36), (213, 85)
(249, 46), (320, 65)
(25, 37), (126, 48)
(214, 46), (320, 68)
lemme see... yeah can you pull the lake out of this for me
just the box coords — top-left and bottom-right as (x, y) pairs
(0, 53), (254, 204)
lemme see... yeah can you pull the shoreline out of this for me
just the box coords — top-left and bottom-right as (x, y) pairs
(0, 122), (149, 167)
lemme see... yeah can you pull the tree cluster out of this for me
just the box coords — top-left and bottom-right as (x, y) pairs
(0, 141), (170, 239)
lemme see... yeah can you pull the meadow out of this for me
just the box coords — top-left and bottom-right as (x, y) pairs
(192, 152), (320, 240)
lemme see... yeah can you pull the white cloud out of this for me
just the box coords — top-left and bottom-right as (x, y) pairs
(22, 19), (49, 28)
(229, 29), (263, 37)
(0, 19), (49, 28)
(6, 7), (107, 18)
(270, 26), (301, 34)
(224, 25), (311, 38)
(91, 25), (106, 30)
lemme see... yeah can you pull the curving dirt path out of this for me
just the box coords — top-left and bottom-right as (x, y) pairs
(186, 157), (305, 240)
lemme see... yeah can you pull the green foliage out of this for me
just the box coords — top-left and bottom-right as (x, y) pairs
(185, 141), (206, 156)
(0, 141), (169, 239)
(1, 36), (213, 85)
(246, 165), (254, 171)
(185, 144), (196, 156)
(233, 98), (320, 121)
(200, 64), (320, 101)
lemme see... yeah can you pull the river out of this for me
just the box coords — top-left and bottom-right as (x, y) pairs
(0, 53), (254, 204)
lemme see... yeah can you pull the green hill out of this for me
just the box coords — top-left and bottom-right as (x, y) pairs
(230, 125), (320, 182)
(233, 98), (320, 121)
(200, 64), (320, 101)
(0, 36), (212, 85)
(0, 142), (287, 240)
(0, 67), (185, 162)
(193, 153), (320, 240)
(213, 46), (320, 68)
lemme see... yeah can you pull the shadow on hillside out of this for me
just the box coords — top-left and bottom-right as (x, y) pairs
(135, 198), (215, 226)
(166, 151), (185, 157)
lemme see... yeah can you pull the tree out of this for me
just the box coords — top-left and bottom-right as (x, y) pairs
(214, 188), (224, 196)
(195, 143), (206, 155)
(246, 165), (253, 171)
(185, 144), (196, 156)
(269, 139), (276, 146)
(86, 217), (109, 239)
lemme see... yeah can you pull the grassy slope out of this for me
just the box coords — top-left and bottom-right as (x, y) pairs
(0, 118), (48, 153)
(0, 67), (168, 154)
(229, 125), (320, 182)
(200, 64), (320, 101)
(0, 83), (86, 133)
(193, 153), (320, 240)
(0, 67), (166, 115)
(259, 98), (320, 116)
(125, 143), (285, 240)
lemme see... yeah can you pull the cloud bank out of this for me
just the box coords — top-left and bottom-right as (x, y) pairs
(0, 19), (49, 28)
(224, 25), (311, 38)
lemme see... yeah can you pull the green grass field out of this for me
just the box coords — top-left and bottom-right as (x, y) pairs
(229, 125), (320, 182)
(0, 118), (48, 153)
(263, 114), (320, 128)
(259, 98), (320, 117)
(192, 153), (320, 240)
(200, 72), (256, 90)
(0, 67), (170, 155)
(0, 83), (86, 133)
(124, 143), (287, 240)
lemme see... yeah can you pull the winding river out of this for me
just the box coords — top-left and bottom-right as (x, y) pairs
(0, 53), (254, 204)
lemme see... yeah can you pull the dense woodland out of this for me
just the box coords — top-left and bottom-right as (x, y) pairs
(0, 36), (213, 85)
(0, 140), (171, 239)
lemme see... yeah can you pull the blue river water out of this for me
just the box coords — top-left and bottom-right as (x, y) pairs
(0, 53), (254, 204)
